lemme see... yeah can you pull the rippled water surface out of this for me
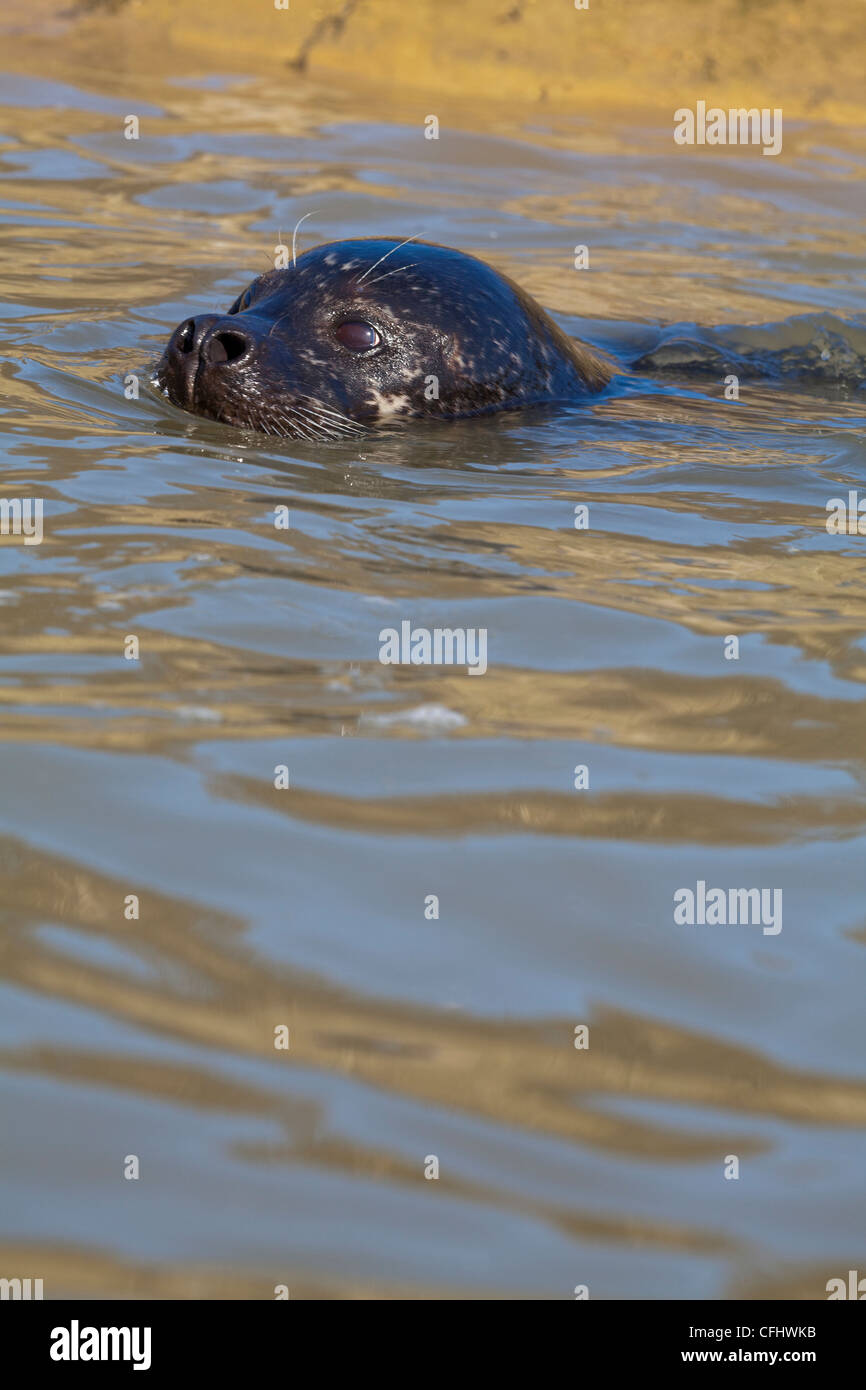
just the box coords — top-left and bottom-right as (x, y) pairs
(1, 61), (865, 1298)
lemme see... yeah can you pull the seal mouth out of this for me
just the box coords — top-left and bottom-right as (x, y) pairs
(153, 344), (196, 411)
(151, 354), (213, 416)
(152, 360), (366, 441)
(189, 354), (210, 410)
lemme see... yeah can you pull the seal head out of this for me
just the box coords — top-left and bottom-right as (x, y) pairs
(154, 238), (612, 438)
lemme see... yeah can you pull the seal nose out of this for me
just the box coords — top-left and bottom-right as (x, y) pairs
(167, 315), (251, 368)
(161, 315), (252, 407)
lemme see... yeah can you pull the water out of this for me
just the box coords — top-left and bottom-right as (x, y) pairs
(1, 62), (865, 1299)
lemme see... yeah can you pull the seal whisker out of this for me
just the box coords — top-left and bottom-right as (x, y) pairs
(293, 401), (365, 430)
(302, 401), (359, 422)
(285, 416), (317, 442)
(298, 405), (361, 426)
(354, 234), (421, 285)
(292, 210), (321, 269)
(302, 419), (363, 438)
(294, 415), (362, 440)
(296, 416), (354, 435)
(250, 404), (311, 440)
(290, 411), (339, 436)
(363, 263), (419, 288)
(289, 404), (360, 439)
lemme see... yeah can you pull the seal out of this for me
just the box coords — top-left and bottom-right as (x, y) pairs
(154, 237), (612, 438)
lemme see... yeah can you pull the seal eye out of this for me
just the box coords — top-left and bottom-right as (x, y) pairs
(335, 320), (380, 351)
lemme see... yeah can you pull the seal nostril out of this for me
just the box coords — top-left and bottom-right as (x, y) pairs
(207, 330), (249, 365)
